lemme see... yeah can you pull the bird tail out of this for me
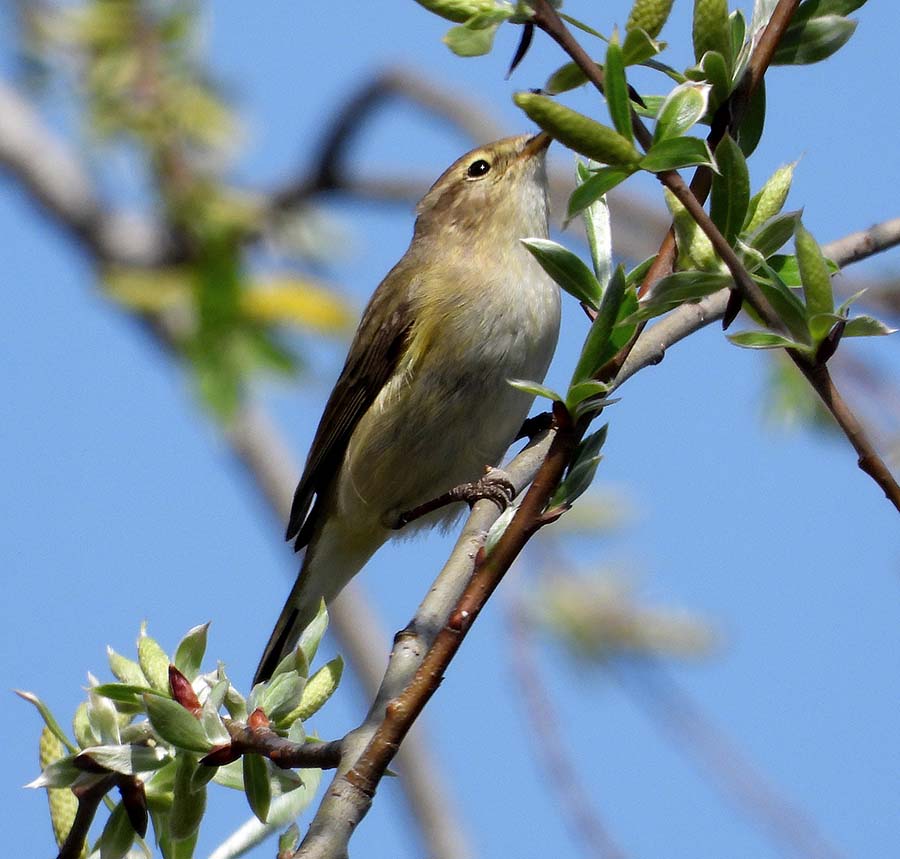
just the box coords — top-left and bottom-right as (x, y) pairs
(252, 522), (381, 686)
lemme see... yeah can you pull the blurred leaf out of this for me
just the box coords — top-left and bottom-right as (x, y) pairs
(570, 266), (628, 386)
(78, 744), (170, 775)
(39, 727), (80, 851)
(107, 648), (148, 688)
(97, 802), (135, 859)
(170, 752), (206, 841)
(16, 690), (78, 754)
(754, 265), (811, 342)
(286, 656), (344, 723)
(552, 425), (609, 507)
(443, 22), (499, 56)
(737, 78), (766, 156)
(544, 61), (590, 95)
(521, 238), (602, 309)
(626, 0), (674, 38)
(746, 210), (802, 259)
(622, 27), (666, 64)
(684, 49), (731, 107)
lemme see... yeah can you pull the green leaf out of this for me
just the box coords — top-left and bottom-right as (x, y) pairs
(15, 691), (78, 755)
(604, 33), (633, 144)
(88, 686), (121, 745)
(622, 27), (665, 65)
(570, 266), (629, 385)
(737, 78), (765, 156)
(744, 160), (795, 233)
(98, 802), (135, 859)
(443, 22), (500, 56)
(685, 50), (731, 107)
(836, 287), (868, 316)
(624, 271), (733, 323)
(144, 694), (213, 753)
(243, 754), (272, 823)
(544, 61), (590, 95)
(746, 210), (802, 259)
(298, 600), (329, 667)
(772, 15), (857, 65)
(842, 316), (897, 337)
(576, 163), (614, 287)
(727, 331), (812, 350)
(640, 136), (713, 172)
(508, 378), (563, 402)
(793, 0), (867, 20)
(754, 265), (811, 343)
(767, 252), (838, 287)
(693, 0), (732, 65)
(107, 648), (149, 688)
(138, 629), (171, 694)
(260, 672), (306, 726)
(566, 166), (634, 222)
(710, 134), (750, 246)
(552, 425), (609, 507)
(78, 744), (170, 775)
(521, 238), (603, 309)
(170, 752), (206, 841)
(625, 256), (657, 289)
(566, 379), (611, 409)
(795, 222), (834, 340)
(26, 754), (82, 789)
(173, 624), (209, 682)
(653, 82), (711, 142)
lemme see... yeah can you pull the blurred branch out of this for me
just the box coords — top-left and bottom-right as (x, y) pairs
(825, 217), (900, 270)
(616, 661), (845, 859)
(506, 601), (627, 859)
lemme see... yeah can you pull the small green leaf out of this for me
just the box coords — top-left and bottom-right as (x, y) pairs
(78, 744), (170, 775)
(710, 134), (750, 246)
(97, 802), (135, 859)
(261, 672), (306, 726)
(767, 252), (838, 287)
(508, 379), (563, 402)
(144, 694), (212, 753)
(570, 266), (629, 385)
(737, 78), (766, 157)
(443, 22), (500, 56)
(173, 624), (209, 682)
(772, 15), (857, 65)
(93, 683), (154, 706)
(727, 331), (812, 351)
(744, 161), (796, 234)
(88, 686), (121, 746)
(521, 238), (603, 309)
(626, 0), (674, 39)
(552, 425), (609, 507)
(545, 61), (590, 95)
(653, 82), (711, 142)
(665, 188), (719, 272)
(243, 754), (271, 824)
(576, 162), (614, 286)
(693, 0), (732, 65)
(605, 32), (633, 144)
(795, 222), (834, 340)
(746, 210), (802, 259)
(753, 264), (811, 343)
(640, 136), (713, 172)
(26, 754), (82, 789)
(566, 166), (634, 222)
(15, 690), (78, 754)
(624, 271), (733, 322)
(138, 629), (171, 694)
(685, 50), (731, 107)
(107, 648), (148, 688)
(842, 316), (897, 337)
(170, 752), (207, 841)
(622, 27), (665, 65)
(566, 380), (611, 409)
(289, 656), (344, 722)
(298, 600), (329, 667)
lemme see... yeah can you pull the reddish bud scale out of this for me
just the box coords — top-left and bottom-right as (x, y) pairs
(248, 707), (270, 729)
(168, 664), (201, 715)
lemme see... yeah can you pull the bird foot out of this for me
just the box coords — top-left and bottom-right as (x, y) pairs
(392, 466), (516, 530)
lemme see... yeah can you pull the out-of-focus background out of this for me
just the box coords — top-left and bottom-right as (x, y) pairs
(3, 2), (898, 858)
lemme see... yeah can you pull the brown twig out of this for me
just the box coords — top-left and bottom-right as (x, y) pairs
(530, 0), (900, 513)
(56, 774), (116, 859)
(207, 723), (344, 770)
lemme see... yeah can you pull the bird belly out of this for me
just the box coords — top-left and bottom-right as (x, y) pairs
(336, 275), (560, 530)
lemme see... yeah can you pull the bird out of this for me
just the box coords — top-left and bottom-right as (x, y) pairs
(254, 132), (561, 685)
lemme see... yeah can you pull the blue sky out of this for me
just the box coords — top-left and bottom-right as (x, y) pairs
(3, 2), (899, 858)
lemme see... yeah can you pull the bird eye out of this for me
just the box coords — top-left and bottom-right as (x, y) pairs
(466, 159), (491, 178)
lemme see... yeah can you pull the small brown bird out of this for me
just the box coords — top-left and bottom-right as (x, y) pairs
(255, 133), (560, 684)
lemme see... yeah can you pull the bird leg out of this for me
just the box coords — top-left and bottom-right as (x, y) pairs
(392, 466), (516, 529)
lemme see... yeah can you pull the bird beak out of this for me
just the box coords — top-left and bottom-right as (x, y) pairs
(520, 131), (552, 160)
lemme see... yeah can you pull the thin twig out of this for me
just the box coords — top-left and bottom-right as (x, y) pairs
(207, 723), (344, 770)
(57, 775), (116, 859)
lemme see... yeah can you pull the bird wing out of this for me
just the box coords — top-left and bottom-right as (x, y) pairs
(286, 266), (415, 550)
